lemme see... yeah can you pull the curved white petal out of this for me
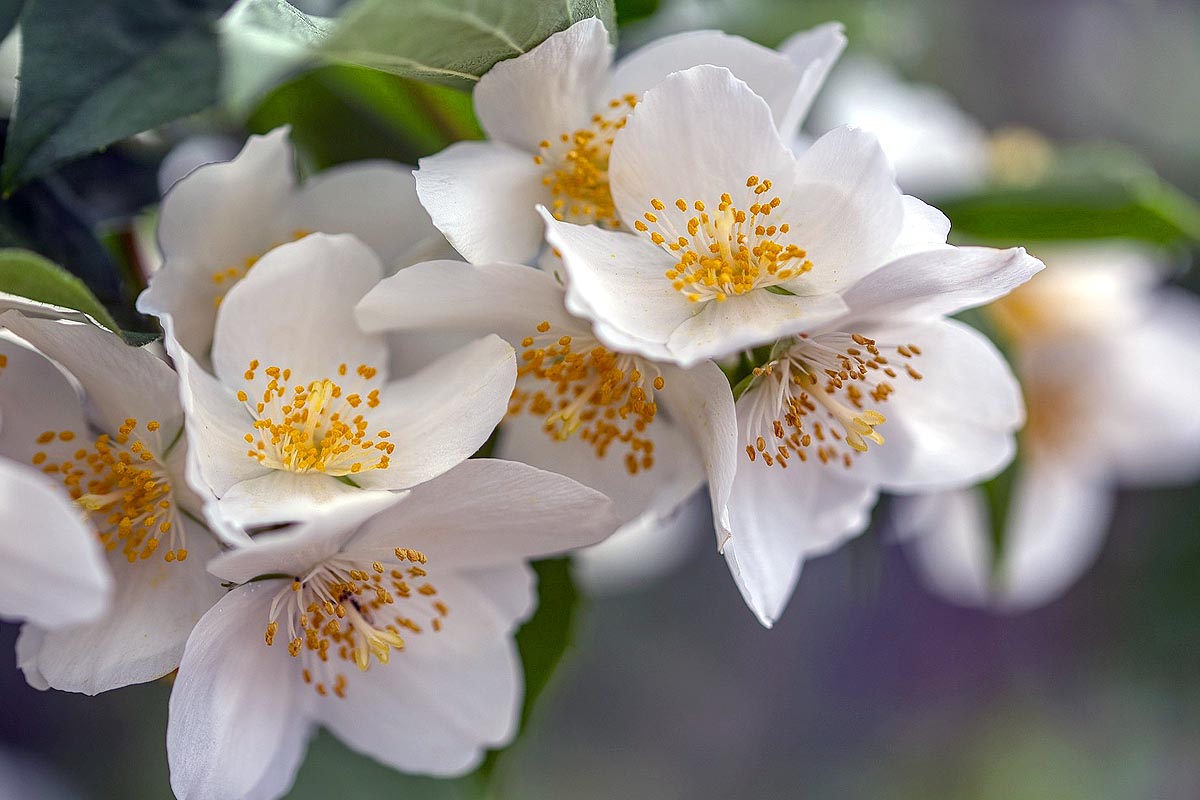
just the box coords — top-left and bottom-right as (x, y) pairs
(838, 245), (1045, 326)
(656, 361), (739, 549)
(0, 457), (112, 628)
(357, 259), (578, 343)
(848, 318), (1024, 490)
(212, 233), (387, 390)
(543, 212), (687, 362)
(168, 582), (313, 800)
(315, 569), (527, 776)
(283, 160), (449, 272)
(350, 335), (515, 491)
(783, 125), (906, 295)
(608, 65), (797, 234)
(209, 489), (406, 585)
(473, 17), (613, 149)
(144, 128), (297, 359)
(0, 334), (86, 464)
(414, 141), (549, 265)
(885, 195), (952, 259)
(24, 526), (224, 694)
(0, 313), (183, 444)
(898, 489), (995, 608)
(214, 469), (371, 530)
(776, 22), (848, 135)
(349, 459), (616, 569)
(665, 288), (847, 366)
(723, 399), (876, 626)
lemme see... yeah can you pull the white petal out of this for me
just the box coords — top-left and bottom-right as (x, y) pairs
(608, 65), (797, 233)
(144, 128), (297, 359)
(168, 582), (313, 800)
(838, 245), (1045, 325)
(473, 18), (613, 149)
(848, 318), (1024, 490)
(214, 469), (375, 530)
(209, 489), (406, 584)
(665, 289), (848, 366)
(15, 625), (49, 691)
(356, 259), (578, 344)
(283, 161), (451, 271)
(610, 28), (829, 139)
(315, 569), (527, 776)
(0, 334), (86, 464)
(723, 400), (876, 626)
(884, 195), (952, 259)
(776, 22), (848, 134)
(211, 233), (386, 390)
(350, 335), (515, 490)
(24, 525), (224, 694)
(656, 361), (740, 548)
(897, 489), (995, 608)
(414, 141), (549, 264)
(348, 459), (616, 568)
(783, 125), (906, 295)
(0, 313), (183, 442)
(0, 457), (112, 628)
(542, 212), (687, 362)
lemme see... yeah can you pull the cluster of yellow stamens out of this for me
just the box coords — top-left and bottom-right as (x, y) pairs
(33, 418), (187, 563)
(210, 230), (311, 307)
(742, 334), (924, 469)
(509, 320), (664, 475)
(240, 360), (393, 476)
(536, 94), (638, 228)
(636, 176), (813, 303)
(264, 548), (444, 699)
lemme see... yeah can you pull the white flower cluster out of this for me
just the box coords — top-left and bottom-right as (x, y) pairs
(0, 18), (1062, 800)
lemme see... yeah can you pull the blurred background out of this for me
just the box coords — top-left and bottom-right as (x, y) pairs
(2, 0), (1200, 797)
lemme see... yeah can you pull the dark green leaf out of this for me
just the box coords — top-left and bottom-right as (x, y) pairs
(324, 0), (617, 89)
(614, 0), (658, 25)
(474, 558), (580, 787)
(247, 64), (482, 169)
(3, 0), (233, 190)
(0, 0), (22, 39)
(0, 247), (120, 331)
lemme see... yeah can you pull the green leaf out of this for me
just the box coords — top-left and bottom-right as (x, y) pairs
(474, 558), (580, 787)
(218, 0), (336, 114)
(247, 64), (482, 170)
(3, 0), (232, 191)
(324, 0), (617, 89)
(614, 0), (658, 25)
(0, 247), (120, 332)
(0, 0), (22, 39)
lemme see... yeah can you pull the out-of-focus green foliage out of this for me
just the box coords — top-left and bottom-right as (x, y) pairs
(220, 0), (336, 114)
(2, 0), (233, 191)
(0, 248), (120, 332)
(0, 0), (22, 39)
(324, 0), (617, 89)
(248, 64), (482, 169)
(615, 0), (659, 25)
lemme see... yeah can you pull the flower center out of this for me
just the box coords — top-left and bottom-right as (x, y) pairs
(210, 230), (312, 307)
(33, 418), (188, 563)
(741, 334), (924, 469)
(264, 547), (445, 699)
(637, 176), (813, 303)
(509, 320), (663, 475)
(239, 361), (393, 476)
(535, 94), (638, 228)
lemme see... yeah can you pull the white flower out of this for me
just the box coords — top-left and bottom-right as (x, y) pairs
(0, 313), (225, 694)
(170, 233), (517, 527)
(138, 127), (453, 363)
(356, 258), (738, 591)
(901, 244), (1200, 611)
(415, 17), (846, 264)
(805, 56), (990, 197)
(167, 459), (616, 800)
(543, 65), (1033, 368)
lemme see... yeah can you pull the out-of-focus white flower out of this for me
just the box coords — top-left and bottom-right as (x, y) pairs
(415, 17), (846, 265)
(544, 65), (1040, 370)
(806, 56), (990, 197)
(170, 233), (516, 528)
(167, 460), (616, 800)
(357, 259), (737, 592)
(138, 127), (453, 364)
(0, 314), (225, 694)
(901, 244), (1200, 611)
(0, 29), (19, 116)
